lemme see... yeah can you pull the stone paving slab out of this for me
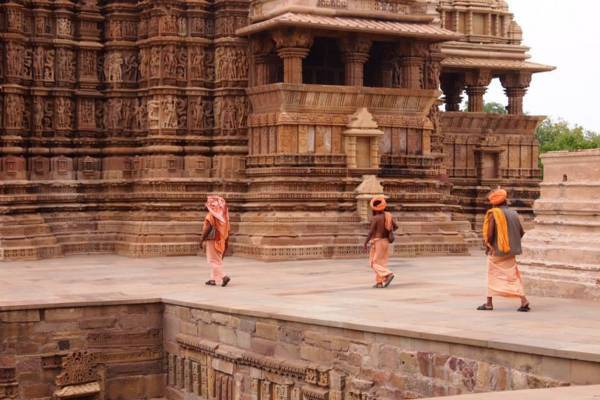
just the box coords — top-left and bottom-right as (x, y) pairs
(2, 254), (600, 363)
(422, 385), (600, 399)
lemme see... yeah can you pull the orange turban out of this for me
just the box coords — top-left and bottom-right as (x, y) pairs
(488, 189), (507, 206)
(370, 196), (387, 212)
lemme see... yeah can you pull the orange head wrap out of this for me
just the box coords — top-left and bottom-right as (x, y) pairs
(488, 189), (508, 206)
(370, 196), (387, 212)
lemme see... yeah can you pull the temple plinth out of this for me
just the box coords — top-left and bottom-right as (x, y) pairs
(520, 150), (600, 301)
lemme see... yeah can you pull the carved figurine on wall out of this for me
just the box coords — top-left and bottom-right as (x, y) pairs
(124, 54), (139, 81)
(176, 97), (187, 129)
(44, 49), (55, 81)
(200, 195), (231, 287)
(189, 47), (204, 79)
(190, 97), (204, 129)
(163, 46), (177, 78)
(106, 52), (124, 82)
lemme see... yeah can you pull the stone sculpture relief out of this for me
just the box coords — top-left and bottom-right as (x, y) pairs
(189, 47), (205, 80)
(215, 47), (248, 81)
(106, 52), (124, 82)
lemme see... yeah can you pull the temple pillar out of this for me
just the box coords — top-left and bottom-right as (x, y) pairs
(441, 73), (465, 111)
(379, 44), (399, 88)
(339, 38), (372, 86)
(251, 37), (276, 86)
(465, 70), (492, 112)
(272, 30), (312, 84)
(500, 72), (531, 115)
(401, 56), (425, 89)
(396, 42), (428, 89)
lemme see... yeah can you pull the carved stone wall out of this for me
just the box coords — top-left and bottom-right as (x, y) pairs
(163, 303), (594, 400)
(2, 301), (598, 399)
(0, 0), (249, 260)
(1, 0), (548, 261)
(0, 304), (164, 399)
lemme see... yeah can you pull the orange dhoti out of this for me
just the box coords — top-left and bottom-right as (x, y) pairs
(487, 255), (525, 298)
(206, 240), (225, 284)
(369, 238), (393, 284)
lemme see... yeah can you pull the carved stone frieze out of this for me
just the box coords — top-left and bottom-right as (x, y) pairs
(171, 334), (370, 400)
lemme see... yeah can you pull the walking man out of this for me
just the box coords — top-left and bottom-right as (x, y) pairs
(201, 195), (231, 287)
(478, 189), (530, 312)
(364, 196), (398, 288)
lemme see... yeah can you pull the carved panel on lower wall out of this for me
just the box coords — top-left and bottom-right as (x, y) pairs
(167, 334), (370, 400)
(53, 351), (104, 399)
(0, 367), (18, 399)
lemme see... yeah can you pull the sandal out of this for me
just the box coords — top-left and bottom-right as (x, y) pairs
(373, 283), (383, 289)
(383, 274), (395, 288)
(517, 303), (531, 312)
(477, 304), (494, 311)
(205, 280), (216, 286)
(222, 276), (231, 287)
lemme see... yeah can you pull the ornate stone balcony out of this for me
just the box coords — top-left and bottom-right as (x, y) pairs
(441, 112), (545, 135)
(247, 83), (438, 117)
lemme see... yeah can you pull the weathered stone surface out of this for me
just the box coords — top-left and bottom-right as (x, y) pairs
(521, 149), (600, 301)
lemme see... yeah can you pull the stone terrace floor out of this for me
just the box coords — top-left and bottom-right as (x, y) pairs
(2, 253), (600, 367)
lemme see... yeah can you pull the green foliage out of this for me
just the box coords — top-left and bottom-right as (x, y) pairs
(461, 101), (507, 114)
(535, 118), (600, 153)
(483, 102), (507, 114)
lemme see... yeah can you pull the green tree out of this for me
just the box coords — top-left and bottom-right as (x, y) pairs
(461, 101), (507, 114)
(483, 102), (507, 114)
(535, 118), (600, 153)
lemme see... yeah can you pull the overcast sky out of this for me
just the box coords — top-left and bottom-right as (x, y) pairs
(484, 0), (600, 132)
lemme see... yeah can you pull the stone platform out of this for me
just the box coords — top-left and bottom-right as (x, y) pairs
(2, 254), (600, 399)
(422, 385), (600, 399)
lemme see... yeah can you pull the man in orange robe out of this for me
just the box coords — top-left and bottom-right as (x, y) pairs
(200, 195), (231, 287)
(364, 196), (398, 288)
(478, 189), (530, 312)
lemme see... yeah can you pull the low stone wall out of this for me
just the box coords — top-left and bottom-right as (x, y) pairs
(3, 301), (600, 400)
(0, 303), (165, 399)
(163, 303), (599, 400)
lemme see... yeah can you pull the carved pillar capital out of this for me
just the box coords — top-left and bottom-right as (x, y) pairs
(272, 30), (312, 84)
(500, 72), (531, 114)
(339, 37), (371, 86)
(272, 29), (313, 50)
(465, 70), (492, 112)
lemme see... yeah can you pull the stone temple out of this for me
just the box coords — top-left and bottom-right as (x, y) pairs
(0, 0), (554, 261)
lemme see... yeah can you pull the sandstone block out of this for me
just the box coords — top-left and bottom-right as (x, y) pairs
(0, 310), (40, 323)
(251, 338), (276, 356)
(44, 308), (84, 322)
(79, 317), (117, 330)
(255, 322), (279, 341)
